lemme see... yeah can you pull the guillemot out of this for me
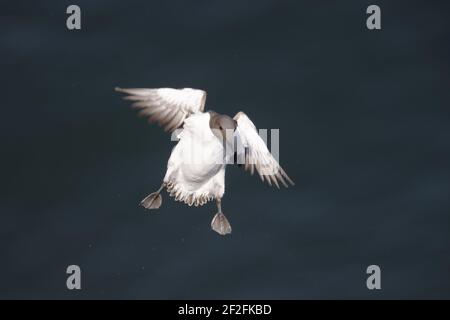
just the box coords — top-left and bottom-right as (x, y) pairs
(116, 87), (294, 235)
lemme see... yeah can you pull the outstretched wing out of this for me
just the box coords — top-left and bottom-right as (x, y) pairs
(234, 111), (294, 188)
(115, 87), (207, 132)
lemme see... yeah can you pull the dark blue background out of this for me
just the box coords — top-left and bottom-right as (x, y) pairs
(1, 0), (450, 299)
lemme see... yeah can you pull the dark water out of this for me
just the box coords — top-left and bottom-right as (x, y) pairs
(1, 0), (450, 299)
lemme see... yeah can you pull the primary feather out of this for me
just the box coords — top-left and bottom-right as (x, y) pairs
(115, 87), (206, 132)
(234, 112), (294, 188)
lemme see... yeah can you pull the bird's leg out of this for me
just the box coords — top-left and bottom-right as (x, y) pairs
(140, 183), (165, 210)
(211, 198), (232, 235)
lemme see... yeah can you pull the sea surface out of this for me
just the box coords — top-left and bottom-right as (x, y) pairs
(1, 0), (450, 298)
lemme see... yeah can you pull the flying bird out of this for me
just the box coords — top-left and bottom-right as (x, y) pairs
(116, 87), (294, 235)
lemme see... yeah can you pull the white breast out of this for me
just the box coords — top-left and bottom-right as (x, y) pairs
(163, 113), (226, 206)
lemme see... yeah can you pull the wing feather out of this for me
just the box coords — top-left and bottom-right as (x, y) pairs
(234, 111), (294, 188)
(116, 87), (206, 132)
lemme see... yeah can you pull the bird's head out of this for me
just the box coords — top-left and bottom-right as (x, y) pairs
(209, 112), (237, 144)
